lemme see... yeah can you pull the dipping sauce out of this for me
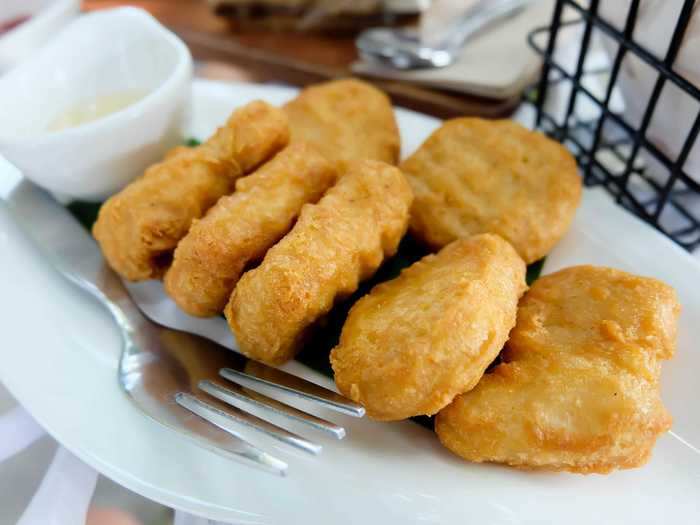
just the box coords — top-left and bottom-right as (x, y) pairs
(0, 15), (30, 36)
(48, 90), (148, 132)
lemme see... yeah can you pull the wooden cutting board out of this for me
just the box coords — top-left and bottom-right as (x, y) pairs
(83, 0), (521, 118)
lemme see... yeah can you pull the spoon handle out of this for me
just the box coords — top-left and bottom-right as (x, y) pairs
(440, 0), (536, 52)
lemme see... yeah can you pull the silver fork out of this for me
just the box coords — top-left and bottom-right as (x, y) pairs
(5, 181), (364, 476)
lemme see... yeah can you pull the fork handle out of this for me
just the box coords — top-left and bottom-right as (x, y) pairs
(5, 181), (150, 331)
(440, 0), (535, 51)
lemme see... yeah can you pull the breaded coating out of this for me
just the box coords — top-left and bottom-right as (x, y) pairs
(225, 160), (413, 365)
(436, 265), (680, 474)
(164, 143), (336, 317)
(93, 101), (289, 281)
(331, 234), (527, 421)
(283, 78), (400, 170)
(401, 118), (581, 263)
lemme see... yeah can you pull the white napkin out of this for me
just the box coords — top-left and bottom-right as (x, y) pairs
(597, 1), (700, 185)
(352, 0), (555, 99)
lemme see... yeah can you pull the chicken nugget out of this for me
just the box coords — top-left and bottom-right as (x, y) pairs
(401, 118), (581, 263)
(330, 234), (526, 421)
(436, 265), (680, 474)
(93, 101), (289, 281)
(164, 143), (336, 317)
(283, 78), (400, 170)
(225, 159), (413, 365)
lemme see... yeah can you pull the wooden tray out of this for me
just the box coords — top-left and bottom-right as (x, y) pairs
(84, 0), (521, 118)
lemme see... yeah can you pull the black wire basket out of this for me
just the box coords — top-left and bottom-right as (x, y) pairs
(525, 0), (700, 251)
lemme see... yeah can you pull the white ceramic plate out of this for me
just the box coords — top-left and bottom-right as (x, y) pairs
(1, 80), (699, 524)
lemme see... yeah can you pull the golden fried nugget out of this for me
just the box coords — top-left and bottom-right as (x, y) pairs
(283, 78), (400, 170)
(225, 160), (413, 365)
(330, 234), (526, 421)
(164, 143), (336, 317)
(401, 118), (581, 263)
(436, 265), (680, 474)
(93, 101), (289, 281)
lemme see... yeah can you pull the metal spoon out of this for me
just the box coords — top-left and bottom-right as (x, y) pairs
(356, 0), (536, 70)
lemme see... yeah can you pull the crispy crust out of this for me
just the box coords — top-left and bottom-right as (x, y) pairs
(93, 101), (289, 281)
(436, 265), (680, 474)
(164, 143), (336, 317)
(330, 234), (527, 421)
(401, 118), (581, 263)
(283, 78), (400, 171)
(225, 159), (413, 365)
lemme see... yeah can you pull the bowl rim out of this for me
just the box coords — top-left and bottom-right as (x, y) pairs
(0, 6), (192, 147)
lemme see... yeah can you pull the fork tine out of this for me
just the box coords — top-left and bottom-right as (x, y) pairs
(172, 393), (287, 476)
(220, 366), (365, 417)
(175, 392), (322, 455)
(200, 379), (346, 439)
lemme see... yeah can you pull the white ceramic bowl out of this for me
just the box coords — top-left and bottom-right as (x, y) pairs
(0, 7), (193, 201)
(0, 0), (80, 73)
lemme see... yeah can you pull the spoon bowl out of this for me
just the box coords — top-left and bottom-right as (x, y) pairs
(356, 0), (534, 70)
(357, 27), (454, 70)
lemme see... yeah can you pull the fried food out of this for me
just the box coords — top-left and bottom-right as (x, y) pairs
(93, 101), (289, 281)
(436, 265), (680, 474)
(401, 118), (581, 264)
(164, 143), (336, 317)
(330, 234), (527, 421)
(225, 160), (413, 365)
(283, 78), (400, 170)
